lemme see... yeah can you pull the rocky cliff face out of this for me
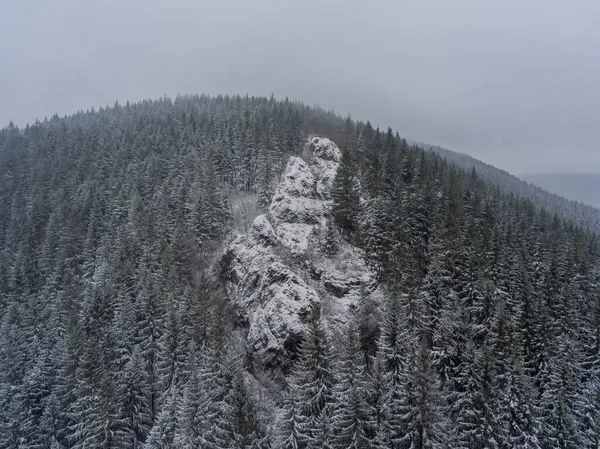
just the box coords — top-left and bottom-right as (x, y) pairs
(220, 137), (383, 375)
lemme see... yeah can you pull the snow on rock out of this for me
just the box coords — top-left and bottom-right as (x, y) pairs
(272, 156), (317, 200)
(268, 155), (328, 255)
(220, 137), (382, 377)
(268, 156), (327, 240)
(273, 223), (315, 255)
(249, 214), (278, 246)
(247, 262), (319, 370)
(308, 136), (342, 200)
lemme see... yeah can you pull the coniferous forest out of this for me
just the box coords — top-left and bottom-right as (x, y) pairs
(1, 94), (599, 448)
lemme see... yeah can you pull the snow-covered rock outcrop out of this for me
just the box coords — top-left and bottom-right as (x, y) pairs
(220, 137), (382, 375)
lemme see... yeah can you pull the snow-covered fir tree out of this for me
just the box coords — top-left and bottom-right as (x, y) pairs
(0, 94), (598, 447)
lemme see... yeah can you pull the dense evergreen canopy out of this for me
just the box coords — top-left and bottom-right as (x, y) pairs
(1, 94), (599, 447)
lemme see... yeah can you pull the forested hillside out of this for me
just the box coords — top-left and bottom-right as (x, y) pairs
(521, 173), (600, 210)
(1, 94), (599, 448)
(425, 144), (600, 233)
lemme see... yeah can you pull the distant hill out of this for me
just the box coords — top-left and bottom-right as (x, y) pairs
(419, 143), (600, 233)
(520, 173), (600, 210)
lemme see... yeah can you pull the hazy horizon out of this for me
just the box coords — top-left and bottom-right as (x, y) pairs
(520, 172), (600, 209)
(2, 0), (599, 174)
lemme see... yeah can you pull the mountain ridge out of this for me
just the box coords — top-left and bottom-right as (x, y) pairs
(519, 172), (600, 210)
(420, 142), (600, 232)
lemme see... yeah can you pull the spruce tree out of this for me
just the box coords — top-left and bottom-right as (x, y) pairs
(332, 148), (361, 236)
(277, 386), (308, 449)
(286, 306), (335, 443)
(331, 325), (373, 449)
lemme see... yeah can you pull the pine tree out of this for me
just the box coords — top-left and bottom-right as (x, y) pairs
(136, 269), (163, 423)
(20, 349), (56, 448)
(538, 335), (580, 448)
(156, 303), (185, 408)
(378, 293), (410, 448)
(360, 196), (392, 272)
(145, 386), (180, 449)
(366, 351), (389, 447)
(218, 369), (261, 446)
(332, 148), (361, 236)
(331, 324), (373, 449)
(174, 349), (207, 449)
(576, 282), (600, 447)
(69, 374), (129, 449)
(287, 306), (335, 443)
(401, 338), (447, 449)
(257, 131), (275, 209)
(195, 347), (229, 448)
(309, 404), (334, 449)
(117, 345), (152, 448)
(321, 221), (340, 256)
(277, 386), (308, 449)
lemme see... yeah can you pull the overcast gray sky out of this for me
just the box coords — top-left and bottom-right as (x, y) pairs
(1, 0), (599, 174)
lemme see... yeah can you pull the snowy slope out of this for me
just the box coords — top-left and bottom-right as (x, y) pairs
(220, 137), (383, 375)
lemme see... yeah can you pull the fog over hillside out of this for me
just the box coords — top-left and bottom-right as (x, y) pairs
(521, 173), (600, 210)
(3, 0), (600, 174)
